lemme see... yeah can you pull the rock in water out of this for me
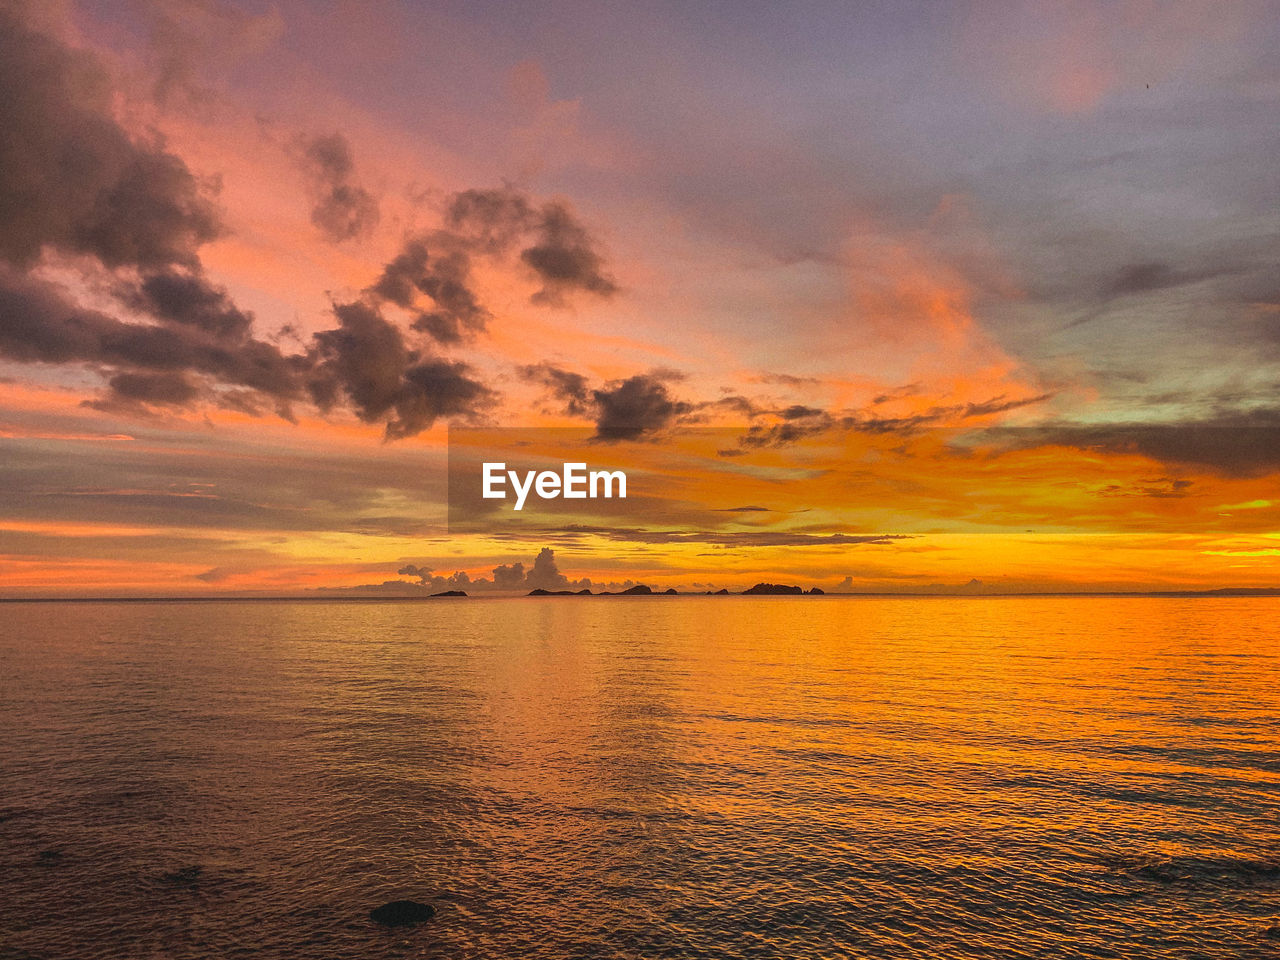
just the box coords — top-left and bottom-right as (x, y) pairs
(369, 900), (436, 927)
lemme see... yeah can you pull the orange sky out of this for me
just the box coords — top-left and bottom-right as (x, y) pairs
(1, 0), (1278, 596)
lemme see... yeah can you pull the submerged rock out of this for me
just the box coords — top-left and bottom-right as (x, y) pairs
(369, 899), (436, 927)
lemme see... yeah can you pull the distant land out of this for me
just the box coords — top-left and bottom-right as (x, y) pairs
(3, 587), (1280, 602)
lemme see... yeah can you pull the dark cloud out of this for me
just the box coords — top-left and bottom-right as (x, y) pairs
(309, 301), (410, 421)
(100, 370), (199, 406)
(445, 187), (537, 253)
(0, 266), (306, 405)
(491, 561), (526, 587)
(126, 269), (254, 341)
(517, 365), (693, 439)
(371, 238), (489, 344)
(780, 404), (826, 420)
(733, 393), (1055, 448)
(0, 8), (220, 269)
(518, 363), (592, 415)
(367, 187), (615, 344)
(0, 269), (492, 434)
(987, 414), (1280, 477)
(593, 374), (693, 440)
(309, 300), (495, 439)
(739, 415), (834, 448)
(526, 547), (571, 589)
(521, 201), (618, 305)
(959, 394), (1054, 418)
(447, 186), (618, 304)
(0, 8), (311, 415)
(871, 383), (923, 405)
(0, 13), (603, 440)
(301, 133), (379, 243)
(388, 358), (495, 439)
(1103, 262), (1204, 298)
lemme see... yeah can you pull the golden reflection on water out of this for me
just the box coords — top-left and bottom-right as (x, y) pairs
(1, 597), (1277, 958)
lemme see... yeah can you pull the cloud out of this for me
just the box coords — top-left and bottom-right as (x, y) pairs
(545, 525), (908, 548)
(518, 365), (694, 440)
(99, 370), (200, 407)
(520, 201), (618, 305)
(392, 547), (583, 593)
(389, 359), (496, 439)
(0, 16), (629, 439)
(517, 363), (592, 415)
(733, 393), (1055, 448)
(983, 411), (1280, 477)
(0, 11), (642, 446)
(1097, 478), (1193, 499)
(0, 265), (307, 404)
(300, 132), (380, 243)
(371, 237), (489, 344)
(446, 186), (618, 304)
(0, 7), (308, 415)
(1103, 262), (1209, 298)
(592, 373), (692, 440)
(309, 300), (495, 439)
(135, 0), (284, 107)
(0, 7), (220, 269)
(365, 187), (615, 344)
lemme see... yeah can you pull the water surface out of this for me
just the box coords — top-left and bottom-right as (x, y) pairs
(1, 597), (1278, 958)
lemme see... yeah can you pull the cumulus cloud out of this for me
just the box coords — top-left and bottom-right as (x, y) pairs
(364, 187), (615, 344)
(309, 301), (495, 439)
(392, 548), (591, 593)
(0, 7), (220, 269)
(0, 11), (621, 441)
(593, 374), (692, 440)
(0, 9), (507, 438)
(0, 265), (307, 405)
(446, 186), (618, 304)
(371, 237), (489, 344)
(517, 365), (694, 440)
(520, 201), (618, 305)
(300, 132), (380, 243)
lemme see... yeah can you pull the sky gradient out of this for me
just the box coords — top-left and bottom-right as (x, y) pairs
(2, 0), (1279, 596)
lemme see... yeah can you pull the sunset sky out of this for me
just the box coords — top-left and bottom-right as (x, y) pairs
(2, 0), (1278, 596)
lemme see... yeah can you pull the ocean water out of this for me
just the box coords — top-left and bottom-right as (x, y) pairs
(1, 597), (1277, 959)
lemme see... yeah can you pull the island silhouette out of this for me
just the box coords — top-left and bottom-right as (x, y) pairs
(521, 583), (826, 597)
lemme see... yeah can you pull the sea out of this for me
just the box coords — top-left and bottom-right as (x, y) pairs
(1, 597), (1277, 959)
